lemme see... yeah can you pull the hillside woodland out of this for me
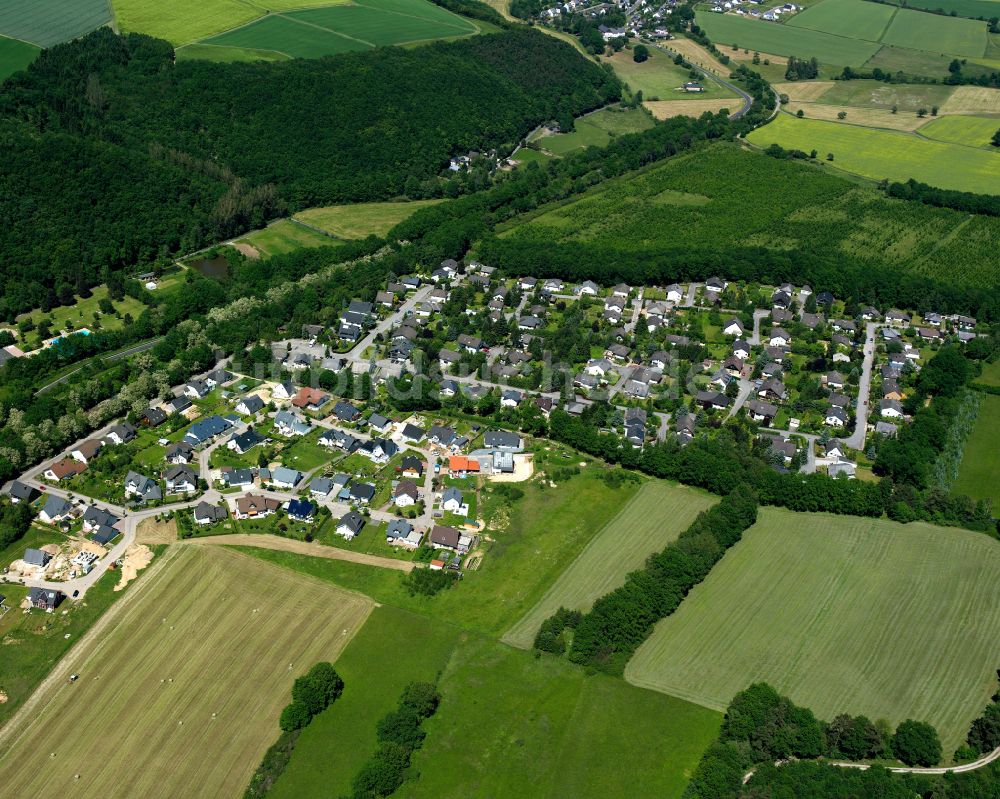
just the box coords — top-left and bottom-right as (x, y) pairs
(0, 27), (618, 317)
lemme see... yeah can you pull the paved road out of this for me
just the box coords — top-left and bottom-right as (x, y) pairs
(845, 322), (878, 451)
(748, 309), (770, 346)
(727, 378), (754, 420)
(36, 337), (163, 396)
(182, 533), (415, 571)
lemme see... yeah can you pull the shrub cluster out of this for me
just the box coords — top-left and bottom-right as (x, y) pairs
(533, 607), (583, 654)
(402, 567), (459, 597)
(350, 682), (442, 798)
(564, 485), (758, 673)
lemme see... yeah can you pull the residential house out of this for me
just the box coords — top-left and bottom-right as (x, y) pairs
(745, 400), (778, 424)
(606, 343), (630, 362)
(576, 280), (599, 296)
(125, 470), (161, 502)
(695, 391), (730, 411)
(234, 494), (280, 519)
(449, 456), (480, 477)
(826, 371), (846, 390)
(427, 425), (457, 447)
(193, 501), (226, 525)
(24, 548), (52, 568)
(500, 389), (522, 408)
(184, 379), (211, 399)
(222, 468), (255, 488)
(71, 439), (103, 464)
(880, 399), (904, 419)
(235, 395), (265, 416)
(886, 310), (911, 327)
(336, 511), (366, 541)
(184, 415), (232, 447)
(800, 313), (824, 330)
(228, 428), (266, 455)
(757, 379), (787, 402)
(441, 487), (465, 514)
(429, 524), (472, 554)
(705, 276), (725, 294)
(394, 480), (420, 507)
(333, 402), (361, 423)
(400, 424), (426, 443)
(768, 328), (791, 347)
(291, 387), (329, 411)
(367, 413), (392, 434)
(828, 462), (856, 479)
(349, 482), (376, 505)
(106, 423), (137, 446)
(359, 438), (398, 464)
(825, 407), (848, 427)
(732, 340), (751, 360)
(143, 407), (167, 427)
(44, 458), (86, 483)
(665, 284), (684, 304)
(272, 381), (296, 401)
(457, 334), (482, 354)
(723, 317), (744, 337)
(39, 495), (73, 524)
(269, 466), (303, 489)
(27, 587), (63, 611)
(310, 477), (335, 498)
(828, 392), (850, 408)
(386, 519), (422, 549)
(167, 396), (192, 416)
(439, 349), (462, 371)
(81, 506), (119, 533)
(439, 380), (458, 398)
(484, 431), (522, 451)
(287, 498), (315, 522)
(875, 421), (898, 437)
(164, 465), (198, 494)
(275, 410), (312, 437)
(3, 480), (34, 504)
(401, 456), (424, 478)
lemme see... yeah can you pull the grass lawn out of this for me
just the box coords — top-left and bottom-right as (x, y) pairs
(919, 114), (1000, 147)
(15, 284), (147, 349)
(0, 35), (38, 80)
(294, 200), (443, 239)
(696, 10), (882, 66)
(0, 546), (372, 798)
(112, 0), (264, 44)
(625, 507), (1000, 754)
(235, 219), (336, 258)
(503, 481), (716, 649)
(535, 107), (654, 156)
(975, 359), (1000, 388)
(511, 147), (555, 166)
(174, 43), (291, 63)
(268, 606), (461, 799)
(747, 112), (1000, 193)
(0, 556), (140, 726)
(400, 636), (722, 799)
(880, 7), (988, 59)
(952, 393), (1000, 509)
(281, 430), (333, 472)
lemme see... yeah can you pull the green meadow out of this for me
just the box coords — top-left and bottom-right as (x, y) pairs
(919, 114), (1000, 147)
(0, 35), (38, 80)
(953, 393), (1000, 510)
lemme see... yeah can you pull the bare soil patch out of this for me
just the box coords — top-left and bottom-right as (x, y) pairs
(231, 242), (261, 260)
(114, 544), (154, 591)
(135, 517), (178, 546)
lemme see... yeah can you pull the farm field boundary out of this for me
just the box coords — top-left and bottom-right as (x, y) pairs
(503, 481), (716, 650)
(624, 508), (1000, 754)
(0, 546), (373, 798)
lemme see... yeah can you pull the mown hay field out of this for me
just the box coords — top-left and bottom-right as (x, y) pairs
(646, 98), (741, 119)
(786, 102), (926, 130)
(625, 508), (1000, 754)
(953, 393), (1000, 509)
(786, 0), (895, 41)
(294, 199), (443, 239)
(0, 546), (373, 799)
(880, 6), (988, 58)
(940, 85), (1000, 114)
(236, 219), (335, 257)
(0, 0), (110, 47)
(503, 481), (716, 649)
(813, 79), (956, 111)
(747, 112), (1000, 193)
(112, 0), (264, 45)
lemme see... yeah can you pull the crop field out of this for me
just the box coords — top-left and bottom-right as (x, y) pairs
(662, 36), (735, 75)
(787, 0), (895, 41)
(0, 35), (38, 80)
(402, 637), (722, 799)
(940, 85), (1000, 114)
(747, 113), (1000, 193)
(786, 101), (927, 130)
(881, 7), (988, 58)
(269, 606), (461, 799)
(203, 0), (478, 57)
(696, 11), (882, 66)
(920, 114), (1000, 146)
(646, 98), (741, 119)
(813, 79), (956, 111)
(953, 393), (1000, 509)
(235, 219), (337, 257)
(0, 546), (373, 798)
(502, 144), (1000, 287)
(294, 199), (443, 239)
(112, 0), (264, 45)
(774, 80), (837, 102)
(897, 0), (1000, 18)
(503, 481), (716, 649)
(624, 508), (1000, 754)
(0, 0), (110, 48)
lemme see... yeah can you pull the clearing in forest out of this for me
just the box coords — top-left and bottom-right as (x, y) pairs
(294, 199), (443, 239)
(0, 546), (372, 799)
(503, 481), (716, 650)
(625, 507), (1000, 754)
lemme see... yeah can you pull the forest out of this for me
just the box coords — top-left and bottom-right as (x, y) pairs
(0, 26), (618, 318)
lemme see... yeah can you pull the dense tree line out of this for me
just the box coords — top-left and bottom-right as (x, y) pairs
(887, 178), (1000, 217)
(0, 500), (34, 550)
(533, 606), (582, 654)
(785, 56), (820, 81)
(245, 662), (344, 798)
(0, 26), (618, 316)
(350, 682), (441, 798)
(685, 683), (943, 798)
(561, 485), (759, 673)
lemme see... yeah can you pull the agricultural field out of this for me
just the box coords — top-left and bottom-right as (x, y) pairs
(530, 107), (655, 156)
(940, 85), (1000, 114)
(112, 0), (264, 45)
(786, 0), (895, 41)
(785, 101), (927, 130)
(234, 219), (337, 257)
(920, 114), (1000, 146)
(268, 606), (461, 799)
(0, 0), (110, 47)
(880, 7), (988, 59)
(0, 35), (38, 81)
(891, 0), (1000, 18)
(624, 508), (1000, 754)
(174, 43), (291, 63)
(696, 11), (883, 66)
(606, 48), (741, 107)
(503, 481), (716, 649)
(400, 637), (723, 799)
(293, 199), (443, 239)
(0, 546), (372, 798)
(804, 79), (957, 111)
(646, 98), (742, 119)
(501, 144), (1000, 287)
(953, 393), (1000, 509)
(747, 112), (1000, 193)
(201, 0), (479, 58)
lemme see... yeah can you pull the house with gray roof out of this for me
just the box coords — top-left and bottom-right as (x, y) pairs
(125, 471), (161, 502)
(269, 466), (303, 489)
(193, 501), (227, 525)
(39, 495), (73, 524)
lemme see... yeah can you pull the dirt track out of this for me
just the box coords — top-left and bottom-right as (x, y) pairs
(181, 534), (415, 572)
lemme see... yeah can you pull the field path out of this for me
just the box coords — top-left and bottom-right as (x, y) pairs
(184, 533), (415, 571)
(0, 545), (182, 750)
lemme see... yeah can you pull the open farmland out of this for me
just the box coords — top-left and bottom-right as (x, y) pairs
(112, 0), (264, 45)
(532, 107), (655, 156)
(235, 219), (336, 257)
(294, 199), (443, 239)
(696, 11), (882, 66)
(624, 508), (1000, 754)
(401, 637), (722, 799)
(0, 35), (38, 81)
(786, 0), (895, 41)
(920, 114), (1000, 146)
(0, 0), (110, 47)
(202, 0), (479, 58)
(880, 7), (988, 59)
(808, 79), (956, 111)
(940, 85), (1000, 114)
(646, 97), (742, 119)
(747, 112), (1000, 193)
(503, 481), (716, 650)
(786, 101), (927, 130)
(893, 0), (1000, 18)
(0, 546), (372, 799)
(953, 393), (1000, 509)
(500, 144), (1000, 287)
(175, 43), (291, 63)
